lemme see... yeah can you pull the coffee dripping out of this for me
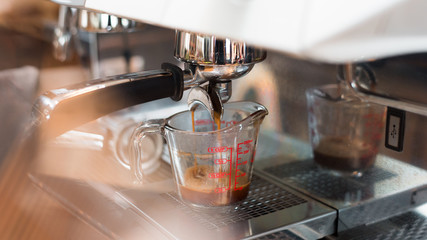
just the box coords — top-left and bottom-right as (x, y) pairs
(181, 89), (251, 207)
(180, 105), (251, 207)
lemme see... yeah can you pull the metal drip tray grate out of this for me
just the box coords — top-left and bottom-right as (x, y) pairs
(264, 160), (396, 201)
(335, 210), (427, 240)
(160, 175), (307, 230)
(253, 229), (305, 240)
(259, 156), (427, 232)
(30, 168), (336, 239)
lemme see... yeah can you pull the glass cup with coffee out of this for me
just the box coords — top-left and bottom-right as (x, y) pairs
(130, 101), (268, 211)
(306, 84), (386, 177)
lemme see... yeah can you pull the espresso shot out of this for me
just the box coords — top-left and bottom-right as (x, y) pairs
(178, 165), (250, 207)
(313, 136), (378, 173)
(306, 84), (386, 177)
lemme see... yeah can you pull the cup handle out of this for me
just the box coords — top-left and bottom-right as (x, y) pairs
(130, 119), (165, 182)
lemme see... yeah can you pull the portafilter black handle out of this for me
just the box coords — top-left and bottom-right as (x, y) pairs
(32, 63), (183, 140)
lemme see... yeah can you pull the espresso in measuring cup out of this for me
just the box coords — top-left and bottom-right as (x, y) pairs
(175, 110), (253, 207)
(179, 165), (250, 206)
(131, 101), (267, 210)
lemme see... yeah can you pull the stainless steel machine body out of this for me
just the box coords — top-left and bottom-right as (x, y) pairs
(27, 1), (427, 239)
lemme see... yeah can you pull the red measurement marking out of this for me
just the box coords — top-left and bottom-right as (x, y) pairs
(233, 139), (253, 191)
(209, 172), (228, 179)
(195, 120), (238, 127)
(235, 139), (253, 168)
(237, 139), (253, 156)
(208, 146), (229, 153)
(195, 119), (212, 125)
(214, 158), (231, 164)
(236, 160), (248, 166)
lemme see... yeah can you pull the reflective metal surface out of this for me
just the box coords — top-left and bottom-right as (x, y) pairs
(54, 0), (427, 63)
(210, 80), (232, 103)
(52, 6), (78, 62)
(78, 9), (144, 33)
(5, 10), (427, 238)
(253, 230), (306, 240)
(187, 86), (223, 121)
(342, 63), (427, 116)
(29, 169), (336, 240)
(174, 30), (266, 82)
(330, 203), (427, 240)
(32, 69), (181, 139)
(256, 132), (427, 232)
(29, 167), (173, 239)
(52, 6), (145, 63)
(175, 30), (266, 66)
(231, 50), (427, 169)
(26, 46), (427, 239)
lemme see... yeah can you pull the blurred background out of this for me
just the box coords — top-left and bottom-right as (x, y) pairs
(0, 1), (103, 239)
(1, 1), (427, 239)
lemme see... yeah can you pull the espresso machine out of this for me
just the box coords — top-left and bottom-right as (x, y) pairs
(25, 0), (427, 239)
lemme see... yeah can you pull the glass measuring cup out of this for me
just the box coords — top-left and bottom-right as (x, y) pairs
(306, 84), (386, 177)
(130, 101), (268, 211)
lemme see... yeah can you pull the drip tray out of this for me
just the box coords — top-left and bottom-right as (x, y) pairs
(331, 203), (427, 240)
(120, 174), (335, 239)
(159, 175), (308, 231)
(252, 204), (427, 240)
(30, 173), (336, 240)
(257, 155), (427, 232)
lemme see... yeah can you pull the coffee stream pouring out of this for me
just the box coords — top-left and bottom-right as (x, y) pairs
(35, 27), (266, 139)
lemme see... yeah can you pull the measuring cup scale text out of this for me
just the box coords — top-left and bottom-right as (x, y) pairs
(174, 139), (255, 207)
(207, 140), (254, 185)
(131, 101), (268, 210)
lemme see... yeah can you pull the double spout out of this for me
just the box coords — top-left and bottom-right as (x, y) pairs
(177, 30), (266, 121)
